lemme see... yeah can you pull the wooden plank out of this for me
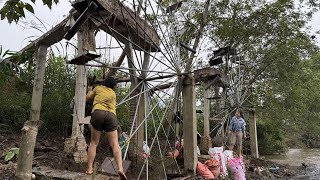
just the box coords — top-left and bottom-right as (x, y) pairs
(209, 118), (222, 121)
(100, 157), (131, 176)
(33, 166), (110, 180)
(79, 116), (91, 124)
(92, 0), (160, 52)
(194, 67), (222, 82)
(14, 12), (75, 56)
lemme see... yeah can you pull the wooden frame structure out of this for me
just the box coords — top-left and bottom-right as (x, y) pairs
(10, 1), (258, 179)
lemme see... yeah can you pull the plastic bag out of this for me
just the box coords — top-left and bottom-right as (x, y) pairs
(205, 159), (220, 177)
(228, 157), (246, 180)
(208, 147), (228, 177)
(196, 162), (214, 179)
(224, 150), (234, 162)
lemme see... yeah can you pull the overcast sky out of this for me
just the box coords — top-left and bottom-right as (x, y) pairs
(0, 1), (319, 53)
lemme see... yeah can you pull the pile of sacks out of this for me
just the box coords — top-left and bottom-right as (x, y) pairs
(196, 147), (246, 180)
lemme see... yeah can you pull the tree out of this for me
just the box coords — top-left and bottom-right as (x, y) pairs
(0, 0), (59, 23)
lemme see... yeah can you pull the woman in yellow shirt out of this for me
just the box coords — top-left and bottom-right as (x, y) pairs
(86, 77), (127, 180)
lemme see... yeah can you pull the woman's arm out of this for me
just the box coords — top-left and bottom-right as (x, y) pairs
(242, 120), (246, 139)
(86, 86), (95, 102)
(228, 117), (235, 134)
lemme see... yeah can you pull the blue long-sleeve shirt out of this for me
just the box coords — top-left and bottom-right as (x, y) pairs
(229, 116), (246, 132)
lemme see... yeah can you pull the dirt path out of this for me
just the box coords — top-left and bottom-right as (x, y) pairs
(0, 132), (305, 179)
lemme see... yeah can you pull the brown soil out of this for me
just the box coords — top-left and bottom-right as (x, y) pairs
(0, 132), (304, 180)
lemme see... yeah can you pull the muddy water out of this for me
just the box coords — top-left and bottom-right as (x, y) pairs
(266, 149), (320, 180)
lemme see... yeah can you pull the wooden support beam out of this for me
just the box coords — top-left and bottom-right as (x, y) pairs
(182, 75), (197, 174)
(249, 108), (259, 158)
(106, 51), (126, 78)
(203, 83), (210, 137)
(214, 85), (224, 138)
(16, 44), (48, 180)
(90, 0), (160, 52)
(65, 21), (96, 163)
(116, 74), (176, 83)
(126, 37), (142, 163)
(200, 81), (212, 154)
(209, 118), (223, 121)
(71, 21), (96, 138)
(8, 12), (74, 58)
(64, 1), (99, 40)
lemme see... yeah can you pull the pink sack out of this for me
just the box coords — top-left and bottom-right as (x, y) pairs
(205, 159), (220, 177)
(228, 157), (246, 180)
(167, 149), (180, 158)
(196, 162), (214, 179)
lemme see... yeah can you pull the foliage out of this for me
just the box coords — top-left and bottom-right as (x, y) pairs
(0, 52), (75, 136)
(40, 55), (75, 135)
(0, 0), (59, 23)
(2, 147), (19, 162)
(256, 119), (287, 155)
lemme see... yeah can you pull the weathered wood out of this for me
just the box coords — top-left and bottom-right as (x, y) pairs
(79, 116), (91, 124)
(203, 82), (210, 137)
(201, 81), (212, 154)
(100, 157), (131, 175)
(106, 51), (126, 78)
(134, 52), (150, 163)
(135, 88), (145, 163)
(12, 12), (74, 57)
(16, 44), (48, 180)
(32, 166), (110, 180)
(64, 1), (99, 40)
(125, 38), (142, 163)
(67, 21), (96, 163)
(90, 0), (160, 52)
(249, 109), (259, 158)
(182, 75), (197, 174)
(194, 67), (222, 82)
(214, 85), (224, 138)
(71, 21), (96, 138)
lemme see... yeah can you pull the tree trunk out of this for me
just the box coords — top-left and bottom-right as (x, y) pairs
(15, 44), (48, 180)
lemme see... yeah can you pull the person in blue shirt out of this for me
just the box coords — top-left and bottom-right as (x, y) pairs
(227, 109), (246, 156)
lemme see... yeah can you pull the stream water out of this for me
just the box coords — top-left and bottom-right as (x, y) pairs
(266, 149), (320, 180)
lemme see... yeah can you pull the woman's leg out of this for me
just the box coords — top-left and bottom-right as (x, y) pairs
(106, 130), (125, 176)
(236, 132), (243, 156)
(87, 127), (101, 174)
(229, 132), (236, 150)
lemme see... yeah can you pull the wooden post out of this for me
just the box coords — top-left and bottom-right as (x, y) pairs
(200, 81), (212, 153)
(106, 51), (126, 78)
(249, 108), (259, 158)
(135, 50), (150, 159)
(182, 75), (197, 174)
(203, 83), (210, 137)
(214, 86), (223, 135)
(15, 44), (48, 180)
(126, 38), (142, 163)
(65, 21), (96, 162)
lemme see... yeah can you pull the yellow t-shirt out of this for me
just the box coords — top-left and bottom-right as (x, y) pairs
(89, 85), (116, 115)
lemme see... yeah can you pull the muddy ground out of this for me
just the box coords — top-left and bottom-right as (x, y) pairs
(0, 132), (305, 180)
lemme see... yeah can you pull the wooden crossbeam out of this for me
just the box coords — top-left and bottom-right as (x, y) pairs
(90, 0), (160, 52)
